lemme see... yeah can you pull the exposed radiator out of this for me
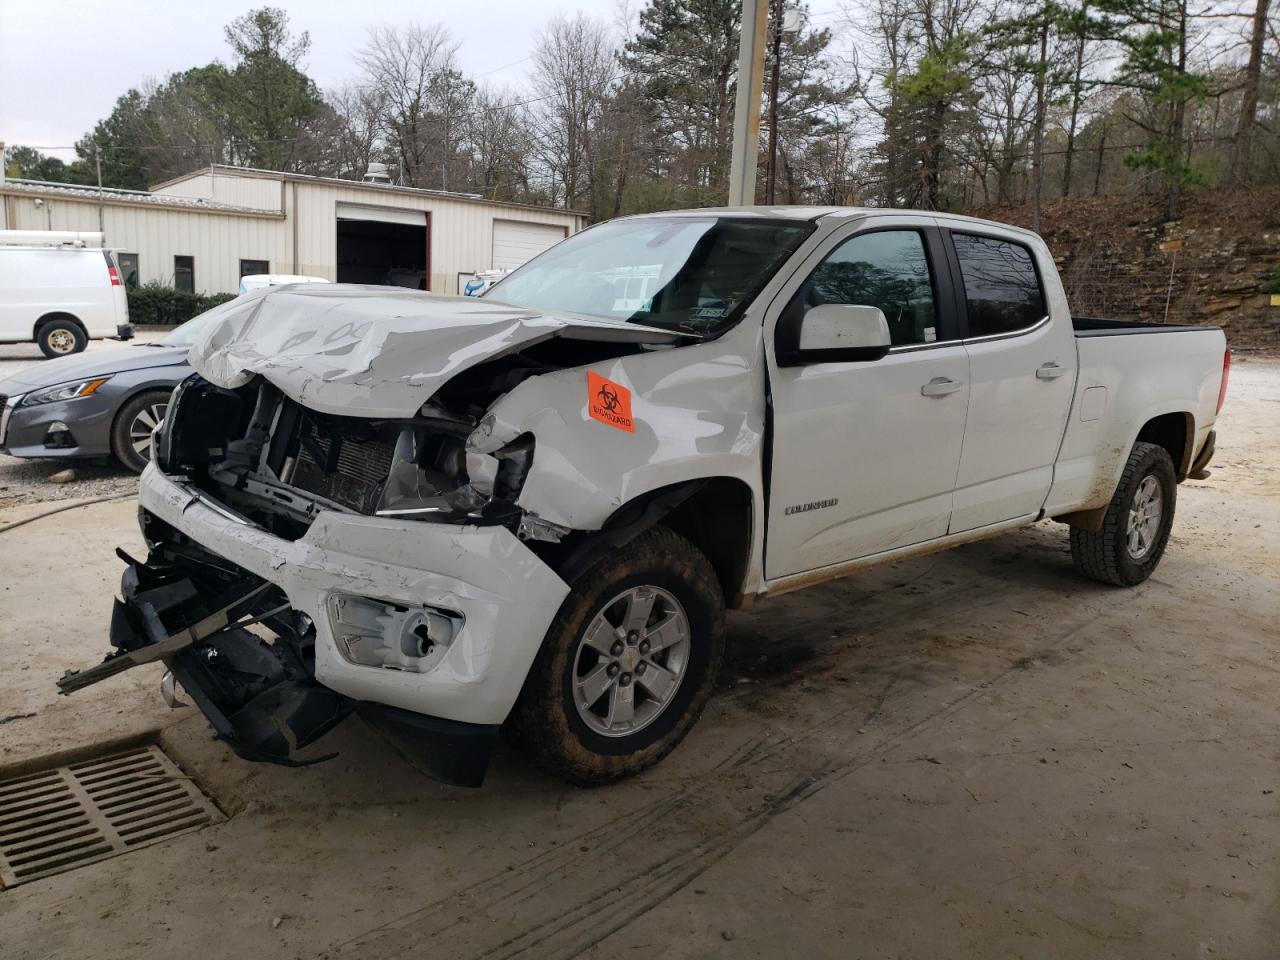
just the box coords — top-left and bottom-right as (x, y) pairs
(288, 411), (395, 513)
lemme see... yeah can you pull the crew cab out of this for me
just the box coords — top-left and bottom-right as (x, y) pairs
(59, 208), (1230, 787)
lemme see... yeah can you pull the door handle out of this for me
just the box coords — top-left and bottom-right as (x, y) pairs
(1036, 362), (1068, 380)
(920, 377), (962, 397)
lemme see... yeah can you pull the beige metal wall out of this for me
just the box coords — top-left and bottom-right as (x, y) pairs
(154, 172), (283, 212)
(291, 182), (578, 293)
(2, 176), (582, 296)
(2, 193), (287, 295)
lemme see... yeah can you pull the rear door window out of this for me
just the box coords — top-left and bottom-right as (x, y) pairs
(951, 233), (1046, 337)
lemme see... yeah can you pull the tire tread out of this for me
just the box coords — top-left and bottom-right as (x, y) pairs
(1069, 441), (1175, 586)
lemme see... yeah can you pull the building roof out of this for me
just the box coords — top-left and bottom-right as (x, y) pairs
(151, 165), (588, 219)
(0, 178), (282, 217)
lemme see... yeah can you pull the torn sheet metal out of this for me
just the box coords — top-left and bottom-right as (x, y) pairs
(471, 328), (769, 534)
(187, 285), (684, 418)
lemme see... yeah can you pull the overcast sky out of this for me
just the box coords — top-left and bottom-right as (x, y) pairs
(2, 0), (847, 164)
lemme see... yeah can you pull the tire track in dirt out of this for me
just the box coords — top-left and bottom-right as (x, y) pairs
(322, 553), (1113, 960)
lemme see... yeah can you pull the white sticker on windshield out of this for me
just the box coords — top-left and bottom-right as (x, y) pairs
(924, 326), (937, 342)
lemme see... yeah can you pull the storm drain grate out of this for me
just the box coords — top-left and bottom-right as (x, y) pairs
(0, 744), (222, 888)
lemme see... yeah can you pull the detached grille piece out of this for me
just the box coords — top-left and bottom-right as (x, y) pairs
(289, 410), (395, 513)
(0, 745), (222, 888)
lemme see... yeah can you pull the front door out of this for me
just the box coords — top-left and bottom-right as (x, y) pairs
(765, 221), (970, 580)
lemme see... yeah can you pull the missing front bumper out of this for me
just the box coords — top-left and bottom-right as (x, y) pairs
(59, 547), (350, 766)
(59, 546), (499, 785)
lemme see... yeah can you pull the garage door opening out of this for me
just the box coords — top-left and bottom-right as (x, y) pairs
(336, 214), (429, 289)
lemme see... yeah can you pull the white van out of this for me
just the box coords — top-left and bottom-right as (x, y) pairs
(0, 231), (132, 357)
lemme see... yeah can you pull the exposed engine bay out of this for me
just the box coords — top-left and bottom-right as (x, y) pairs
(152, 335), (648, 545)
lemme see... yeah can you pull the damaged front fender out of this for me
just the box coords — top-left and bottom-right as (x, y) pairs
(469, 332), (768, 538)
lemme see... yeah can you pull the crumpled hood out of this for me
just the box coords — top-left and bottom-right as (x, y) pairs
(0, 344), (188, 393)
(189, 284), (682, 417)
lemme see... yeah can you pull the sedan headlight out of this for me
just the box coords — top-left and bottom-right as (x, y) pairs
(20, 376), (113, 406)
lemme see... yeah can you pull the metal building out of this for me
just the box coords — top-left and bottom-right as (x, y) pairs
(0, 165), (585, 296)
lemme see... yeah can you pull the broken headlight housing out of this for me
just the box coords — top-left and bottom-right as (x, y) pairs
(374, 427), (535, 523)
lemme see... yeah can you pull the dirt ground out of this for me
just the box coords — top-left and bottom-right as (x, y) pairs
(0, 360), (1276, 960)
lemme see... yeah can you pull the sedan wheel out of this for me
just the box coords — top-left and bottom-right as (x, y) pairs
(129, 403), (168, 462)
(110, 390), (173, 474)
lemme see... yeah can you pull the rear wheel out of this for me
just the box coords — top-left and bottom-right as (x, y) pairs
(1070, 441), (1177, 586)
(111, 390), (170, 473)
(37, 319), (86, 358)
(506, 526), (725, 785)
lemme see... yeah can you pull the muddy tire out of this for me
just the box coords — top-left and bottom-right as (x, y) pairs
(111, 390), (171, 473)
(1070, 441), (1177, 587)
(507, 525), (725, 785)
(37, 318), (87, 358)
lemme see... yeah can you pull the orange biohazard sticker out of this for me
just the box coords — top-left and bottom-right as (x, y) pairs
(587, 371), (634, 433)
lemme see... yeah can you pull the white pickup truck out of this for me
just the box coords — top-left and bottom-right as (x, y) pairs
(60, 208), (1229, 787)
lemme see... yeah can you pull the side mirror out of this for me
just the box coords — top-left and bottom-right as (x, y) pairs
(781, 304), (892, 365)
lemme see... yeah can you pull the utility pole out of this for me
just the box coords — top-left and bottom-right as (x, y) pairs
(764, 0), (784, 205)
(94, 142), (105, 239)
(727, 0), (768, 206)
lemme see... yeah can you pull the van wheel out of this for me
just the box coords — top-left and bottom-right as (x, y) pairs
(507, 526), (725, 785)
(1070, 441), (1177, 586)
(111, 391), (170, 473)
(37, 319), (87, 358)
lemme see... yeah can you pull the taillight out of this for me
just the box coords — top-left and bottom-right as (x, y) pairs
(107, 263), (122, 286)
(1216, 349), (1230, 414)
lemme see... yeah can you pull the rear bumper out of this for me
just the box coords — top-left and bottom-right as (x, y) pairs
(115, 323), (134, 341)
(136, 465), (570, 727)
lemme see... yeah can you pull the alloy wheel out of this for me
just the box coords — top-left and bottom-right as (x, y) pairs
(572, 585), (691, 738)
(1126, 474), (1163, 560)
(129, 403), (168, 462)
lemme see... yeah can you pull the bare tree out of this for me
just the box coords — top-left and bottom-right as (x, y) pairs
(531, 13), (618, 212)
(356, 23), (469, 188)
(464, 85), (538, 201)
(1227, 0), (1274, 182)
(330, 83), (386, 179)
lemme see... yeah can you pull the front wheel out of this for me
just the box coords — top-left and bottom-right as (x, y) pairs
(1070, 441), (1177, 586)
(506, 526), (725, 785)
(111, 390), (170, 473)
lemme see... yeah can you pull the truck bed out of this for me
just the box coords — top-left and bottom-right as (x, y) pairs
(1073, 317), (1221, 337)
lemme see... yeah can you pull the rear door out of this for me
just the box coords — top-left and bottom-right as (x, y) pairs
(765, 217), (970, 579)
(944, 228), (1078, 532)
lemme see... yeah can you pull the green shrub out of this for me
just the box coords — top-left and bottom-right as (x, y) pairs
(126, 282), (236, 325)
(1261, 264), (1280, 295)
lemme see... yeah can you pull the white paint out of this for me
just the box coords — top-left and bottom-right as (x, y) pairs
(188, 283), (683, 418)
(137, 464), (570, 725)
(491, 219), (565, 271)
(154, 205), (1228, 730)
(0, 242), (127, 341)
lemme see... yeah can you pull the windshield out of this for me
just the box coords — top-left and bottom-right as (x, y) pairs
(485, 217), (814, 336)
(152, 305), (225, 348)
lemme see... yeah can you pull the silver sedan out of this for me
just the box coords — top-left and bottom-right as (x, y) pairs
(0, 318), (213, 473)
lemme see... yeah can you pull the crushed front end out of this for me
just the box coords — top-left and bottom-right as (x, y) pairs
(60, 371), (572, 786)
